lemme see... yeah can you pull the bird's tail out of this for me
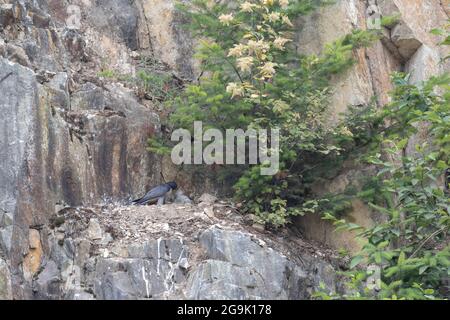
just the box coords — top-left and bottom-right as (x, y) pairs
(131, 198), (144, 205)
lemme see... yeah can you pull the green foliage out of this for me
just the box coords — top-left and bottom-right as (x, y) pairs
(97, 56), (179, 103)
(98, 69), (116, 78)
(154, 0), (378, 227)
(318, 72), (450, 300)
(136, 70), (177, 102)
(380, 14), (401, 28)
(431, 21), (450, 60)
(147, 0), (449, 299)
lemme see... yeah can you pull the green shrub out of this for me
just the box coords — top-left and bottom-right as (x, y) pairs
(148, 1), (449, 299)
(152, 0), (378, 227)
(318, 72), (450, 300)
(98, 59), (179, 103)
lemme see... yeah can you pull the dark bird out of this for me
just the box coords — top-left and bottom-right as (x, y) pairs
(132, 182), (178, 206)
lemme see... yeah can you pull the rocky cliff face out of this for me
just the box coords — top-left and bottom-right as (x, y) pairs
(31, 200), (339, 300)
(0, 0), (166, 299)
(0, 0), (448, 300)
(295, 0), (449, 252)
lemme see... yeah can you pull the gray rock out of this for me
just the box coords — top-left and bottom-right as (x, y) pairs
(198, 194), (217, 205)
(377, 0), (401, 22)
(87, 0), (139, 50)
(187, 226), (335, 300)
(187, 260), (264, 300)
(0, 59), (40, 270)
(173, 190), (193, 205)
(0, 222), (13, 254)
(0, 4), (14, 28)
(0, 22), (160, 294)
(0, 230), (13, 253)
(73, 291), (95, 300)
(178, 258), (190, 271)
(390, 22), (422, 61)
(93, 258), (159, 299)
(0, 258), (12, 300)
(90, 237), (191, 300)
(34, 261), (61, 300)
(62, 28), (87, 62)
(87, 218), (103, 241)
(4, 44), (31, 67)
(30, 9), (51, 29)
(97, 271), (138, 300)
(0, 59), (36, 215)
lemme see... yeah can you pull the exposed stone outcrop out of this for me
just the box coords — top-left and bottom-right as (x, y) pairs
(0, 3), (14, 28)
(30, 202), (338, 300)
(0, 54), (161, 296)
(0, 258), (12, 299)
(0, 0), (163, 298)
(188, 227), (336, 300)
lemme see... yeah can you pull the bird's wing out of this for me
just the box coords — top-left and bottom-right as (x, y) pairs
(138, 184), (170, 204)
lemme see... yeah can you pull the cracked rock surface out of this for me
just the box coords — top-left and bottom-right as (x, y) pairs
(34, 202), (339, 300)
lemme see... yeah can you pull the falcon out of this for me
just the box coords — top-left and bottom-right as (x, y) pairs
(132, 182), (178, 206)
